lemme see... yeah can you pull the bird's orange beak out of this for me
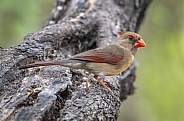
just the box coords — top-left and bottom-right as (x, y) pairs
(134, 39), (146, 48)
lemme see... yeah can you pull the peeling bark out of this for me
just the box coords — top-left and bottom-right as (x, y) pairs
(0, 0), (152, 120)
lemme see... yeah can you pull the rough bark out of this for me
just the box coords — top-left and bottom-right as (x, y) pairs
(0, 0), (152, 120)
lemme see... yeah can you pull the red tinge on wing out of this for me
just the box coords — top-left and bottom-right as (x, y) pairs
(73, 51), (124, 64)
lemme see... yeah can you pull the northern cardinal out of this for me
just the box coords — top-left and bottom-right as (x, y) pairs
(19, 31), (146, 101)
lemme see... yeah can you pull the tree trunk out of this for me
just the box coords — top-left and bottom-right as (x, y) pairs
(0, 0), (152, 120)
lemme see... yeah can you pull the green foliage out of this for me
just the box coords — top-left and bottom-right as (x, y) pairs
(0, 0), (52, 48)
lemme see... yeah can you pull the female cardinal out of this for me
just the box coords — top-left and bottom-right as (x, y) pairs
(19, 31), (146, 101)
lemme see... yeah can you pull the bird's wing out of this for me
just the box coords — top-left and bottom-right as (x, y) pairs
(71, 44), (124, 64)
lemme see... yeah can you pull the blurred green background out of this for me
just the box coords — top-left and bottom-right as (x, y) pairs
(0, 0), (53, 47)
(0, 0), (184, 121)
(119, 0), (184, 121)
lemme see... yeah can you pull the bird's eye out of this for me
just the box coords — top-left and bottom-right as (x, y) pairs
(128, 36), (134, 40)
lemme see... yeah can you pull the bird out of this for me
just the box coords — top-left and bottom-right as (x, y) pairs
(19, 31), (146, 101)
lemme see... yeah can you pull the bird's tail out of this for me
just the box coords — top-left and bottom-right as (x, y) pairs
(19, 60), (63, 69)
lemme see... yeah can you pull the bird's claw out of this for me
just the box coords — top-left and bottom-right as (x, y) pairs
(94, 76), (120, 103)
(102, 80), (119, 91)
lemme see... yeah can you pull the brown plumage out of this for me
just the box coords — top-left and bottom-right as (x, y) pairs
(19, 31), (146, 101)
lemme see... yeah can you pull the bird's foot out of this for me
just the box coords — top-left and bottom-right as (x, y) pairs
(101, 80), (119, 91)
(94, 75), (119, 91)
(94, 75), (120, 103)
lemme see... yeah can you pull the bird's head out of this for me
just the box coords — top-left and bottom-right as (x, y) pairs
(117, 31), (146, 54)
